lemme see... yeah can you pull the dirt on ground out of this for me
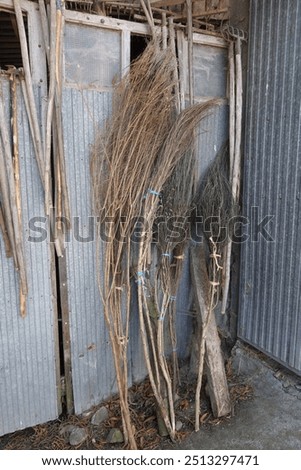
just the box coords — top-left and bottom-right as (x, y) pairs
(0, 363), (253, 450)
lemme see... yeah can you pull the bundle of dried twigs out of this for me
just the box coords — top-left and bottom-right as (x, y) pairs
(91, 28), (220, 444)
(91, 37), (178, 448)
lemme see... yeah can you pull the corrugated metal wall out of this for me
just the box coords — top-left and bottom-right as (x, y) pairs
(239, 0), (301, 374)
(0, 11), (230, 434)
(0, 77), (59, 436)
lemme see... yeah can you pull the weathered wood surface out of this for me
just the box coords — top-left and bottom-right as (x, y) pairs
(190, 243), (231, 418)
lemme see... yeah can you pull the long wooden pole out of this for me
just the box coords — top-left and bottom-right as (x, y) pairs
(221, 39), (242, 314)
(232, 38), (243, 201)
(11, 72), (27, 317)
(38, 0), (50, 61)
(221, 41), (235, 314)
(0, 82), (17, 266)
(0, 88), (28, 315)
(44, 0), (57, 216)
(0, 204), (12, 258)
(55, 5), (70, 224)
(13, 0), (45, 189)
(186, 0), (194, 106)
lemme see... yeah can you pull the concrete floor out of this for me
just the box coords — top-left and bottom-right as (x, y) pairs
(172, 344), (301, 450)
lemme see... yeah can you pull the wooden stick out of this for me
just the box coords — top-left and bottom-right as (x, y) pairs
(10, 73), (22, 228)
(140, 0), (155, 36)
(133, 13), (161, 24)
(137, 265), (175, 441)
(176, 29), (186, 111)
(0, 86), (28, 312)
(221, 39), (242, 314)
(186, 0), (194, 106)
(162, 12), (167, 49)
(221, 41), (235, 315)
(232, 38), (242, 201)
(13, 0), (45, 189)
(174, 8), (228, 21)
(0, 204), (12, 258)
(10, 75), (27, 293)
(20, 79), (39, 167)
(0, 81), (17, 266)
(0, 167), (18, 270)
(54, 9), (71, 224)
(157, 295), (176, 433)
(10, 72), (27, 317)
(38, 0), (50, 62)
(168, 17), (181, 113)
(149, 0), (185, 5)
(104, 1), (176, 15)
(143, 296), (161, 391)
(228, 41), (236, 178)
(45, 0), (56, 216)
(194, 271), (215, 430)
(52, 121), (64, 258)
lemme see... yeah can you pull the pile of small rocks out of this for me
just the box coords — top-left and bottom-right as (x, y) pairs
(59, 406), (125, 447)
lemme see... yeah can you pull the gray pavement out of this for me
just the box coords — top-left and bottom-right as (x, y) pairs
(171, 344), (301, 450)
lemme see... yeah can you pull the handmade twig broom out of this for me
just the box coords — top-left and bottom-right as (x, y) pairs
(91, 28), (221, 445)
(91, 38), (177, 448)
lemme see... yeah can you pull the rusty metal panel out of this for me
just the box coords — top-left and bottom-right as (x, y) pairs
(239, 0), (301, 374)
(0, 78), (59, 436)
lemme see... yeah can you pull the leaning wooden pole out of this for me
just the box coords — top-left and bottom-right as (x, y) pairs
(221, 38), (243, 314)
(10, 71), (28, 317)
(44, 0), (57, 216)
(13, 0), (45, 189)
(221, 41), (236, 314)
(186, 0), (194, 106)
(0, 204), (12, 258)
(0, 90), (28, 316)
(0, 85), (17, 268)
(232, 38), (243, 202)
(38, 0), (50, 61)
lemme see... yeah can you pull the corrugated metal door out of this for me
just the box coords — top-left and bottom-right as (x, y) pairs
(61, 17), (130, 414)
(0, 3), (60, 437)
(239, 0), (301, 374)
(0, 3), (60, 435)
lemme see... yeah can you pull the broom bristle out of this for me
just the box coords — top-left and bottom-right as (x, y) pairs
(193, 141), (237, 247)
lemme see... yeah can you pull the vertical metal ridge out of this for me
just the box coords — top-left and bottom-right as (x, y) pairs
(239, 0), (301, 374)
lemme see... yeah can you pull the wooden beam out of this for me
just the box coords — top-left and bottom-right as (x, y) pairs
(174, 7), (228, 21)
(190, 243), (231, 418)
(149, 0), (185, 6)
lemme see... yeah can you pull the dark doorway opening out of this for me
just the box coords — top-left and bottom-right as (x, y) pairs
(0, 11), (28, 69)
(130, 34), (148, 63)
